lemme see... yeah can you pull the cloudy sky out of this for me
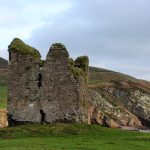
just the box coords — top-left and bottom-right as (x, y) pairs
(0, 0), (150, 81)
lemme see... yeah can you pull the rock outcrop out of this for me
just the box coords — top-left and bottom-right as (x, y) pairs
(0, 109), (8, 128)
(88, 67), (150, 128)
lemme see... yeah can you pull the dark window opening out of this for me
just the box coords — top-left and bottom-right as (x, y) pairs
(38, 73), (42, 87)
(9, 52), (11, 61)
(25, 66), (31, 70)
(40, 109), (46, 124)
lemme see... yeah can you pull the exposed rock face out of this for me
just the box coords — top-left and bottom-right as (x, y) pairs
(0, 109), (8, 128)
(8, 39), (89, 125)
(88, 88), (142, 128)
(105, 87), (150, 126)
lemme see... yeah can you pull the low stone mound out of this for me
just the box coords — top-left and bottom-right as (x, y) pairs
(0, 109), (8, 128)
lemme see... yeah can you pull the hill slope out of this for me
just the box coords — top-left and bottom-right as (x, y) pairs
(0, 57), (8, 85)
(88, 66), (150, 129)
(0, 57), (8, 68)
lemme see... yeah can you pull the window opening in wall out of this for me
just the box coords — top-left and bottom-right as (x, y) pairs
(9, 52), (11, 61)
(40, 109), (46, 124)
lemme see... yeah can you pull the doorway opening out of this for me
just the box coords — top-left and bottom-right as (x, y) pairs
(40, 109), (46, 124)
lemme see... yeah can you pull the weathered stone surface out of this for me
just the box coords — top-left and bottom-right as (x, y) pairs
(0, 109), (8, 128)
(8, 40), (89, 125)
(88, 89), (142, 128)
(105, 87), (150, 126)
(40, 43), (88, 123)
(7, 52), (41, 124)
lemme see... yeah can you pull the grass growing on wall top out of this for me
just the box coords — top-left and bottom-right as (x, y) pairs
(8, 38), (41, 60)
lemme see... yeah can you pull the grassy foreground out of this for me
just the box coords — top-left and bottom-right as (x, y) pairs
(0, 86), (7, 109)
(0, 85), (150, 149)
(0, 124), (150, 150)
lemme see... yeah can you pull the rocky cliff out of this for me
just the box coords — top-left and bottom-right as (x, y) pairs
(88, 67), (150, 129)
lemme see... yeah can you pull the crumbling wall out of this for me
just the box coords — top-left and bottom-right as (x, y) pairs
(7, 39), (89, 125)
(40, 43), (88, 123)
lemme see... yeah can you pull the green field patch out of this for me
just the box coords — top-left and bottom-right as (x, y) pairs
(0, 124), (150, 150)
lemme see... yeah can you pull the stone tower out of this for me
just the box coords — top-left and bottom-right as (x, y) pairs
(7, 38), (41, 124)
(8, 38), (89, 125)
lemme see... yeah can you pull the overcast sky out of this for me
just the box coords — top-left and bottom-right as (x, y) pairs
(0, 0), (150, 81)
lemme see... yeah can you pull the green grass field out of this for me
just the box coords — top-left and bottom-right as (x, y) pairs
(0, 85), (7, 109)
(0, 124), (150, 150)
(0, 85), (150, 150)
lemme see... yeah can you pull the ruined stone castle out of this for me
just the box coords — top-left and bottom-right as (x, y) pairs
(8, 38), (89, 125)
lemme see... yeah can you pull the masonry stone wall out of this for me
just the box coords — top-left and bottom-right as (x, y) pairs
(8, 52), (41, 124)
(40, 44), (87, 123)
(7, 39), (89, 125)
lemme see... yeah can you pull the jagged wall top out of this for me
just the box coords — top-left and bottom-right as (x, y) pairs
(47, 43), (69, 60)
(8, 38), (89, 81)
(8, 38), (41, 60)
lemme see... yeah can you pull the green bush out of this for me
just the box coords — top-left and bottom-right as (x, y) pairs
(75, 56), (89, 74)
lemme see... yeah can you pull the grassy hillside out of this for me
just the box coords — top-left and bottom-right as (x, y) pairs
(0, 57), (8, 68)
(0, 124), (150, 150)
(89, 66), (137, 84)
(0, 86), (7, 108)
(89, 66), (150, 90)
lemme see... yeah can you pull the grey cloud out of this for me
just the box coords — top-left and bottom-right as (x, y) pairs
(26, 0), (150, 80)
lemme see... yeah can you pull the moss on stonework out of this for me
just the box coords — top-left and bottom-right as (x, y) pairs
(8, 38), (41, 59)
(69, 58), (75, 66)
(48, 43), (69, 58)
(68, 57), (88, 81)
(51, 43), (66, 49)
(69, 64), (86, 80)
(75, 56), (89, 74)
(39, 60), (46, 66)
